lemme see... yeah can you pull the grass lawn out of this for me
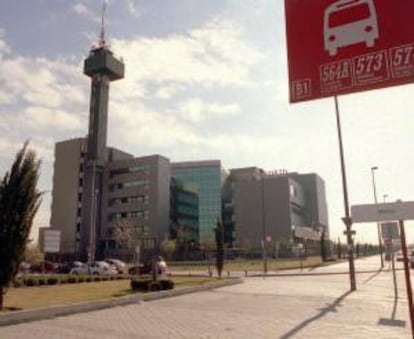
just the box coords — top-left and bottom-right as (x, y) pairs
(1, 276), (218, 312)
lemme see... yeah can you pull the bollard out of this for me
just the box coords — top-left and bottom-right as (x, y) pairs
(245, 270), (248, 277)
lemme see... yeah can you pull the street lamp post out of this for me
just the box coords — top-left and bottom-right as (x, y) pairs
(371, 166), (384, 268)
(298, 243), (304, 272)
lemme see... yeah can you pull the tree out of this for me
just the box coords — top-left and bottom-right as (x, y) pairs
(160, 239), (176, 260)
(215, 220), (224, 278)
(337, 236), (342, 259)
(319, 227), (327, 261)
(113, 219), (141, 263)
(0, 143), (42, 310)
(24, 242), (44, 263)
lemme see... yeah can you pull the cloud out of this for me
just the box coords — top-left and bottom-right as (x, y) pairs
(112, 18), (265, 88)
(0, 27), (10, 57)
(177, 98), (240, 123)
(72, 3), (100, 23)
(154, 85), (181, 100)
(126, 0), (142, 17)
(0, 55), (87, 108)
(21, 106), (84, 131)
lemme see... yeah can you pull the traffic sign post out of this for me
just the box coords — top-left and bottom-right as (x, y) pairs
(43, 230), (61, 253)
(351, 202), (414, 336)
(285, 0), (414, 103)
(284, 0), (414, 301)
(398, 220), (414, 334)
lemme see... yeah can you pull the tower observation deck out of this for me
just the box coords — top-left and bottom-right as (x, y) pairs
(80, 14), (125, 261)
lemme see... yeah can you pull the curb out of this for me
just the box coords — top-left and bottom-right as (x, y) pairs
(0, 277), (242, 327)
(247, 268), (403, 278)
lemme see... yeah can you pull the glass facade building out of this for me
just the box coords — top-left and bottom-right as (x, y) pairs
(171, 160), (222, 245)
(170, 178), (199, 243)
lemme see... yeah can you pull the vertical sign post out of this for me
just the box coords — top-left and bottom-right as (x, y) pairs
(398, 220), (414, 334)
(285, 0), (414, 293)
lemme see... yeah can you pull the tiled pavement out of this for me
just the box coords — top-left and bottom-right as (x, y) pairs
(1, 256), (412, 338)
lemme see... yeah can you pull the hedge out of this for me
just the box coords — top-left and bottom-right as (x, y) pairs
(130, 278), (174, 292)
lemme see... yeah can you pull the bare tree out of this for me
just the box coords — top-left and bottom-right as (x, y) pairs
(113, 218), (141, 264)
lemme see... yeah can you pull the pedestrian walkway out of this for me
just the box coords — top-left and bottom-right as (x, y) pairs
(1, 256), (411, 338)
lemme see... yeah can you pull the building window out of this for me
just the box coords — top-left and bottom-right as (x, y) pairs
(109, 165), (151, 178)
(290, 184), (297, 197)
(109, 180), (150, 191)
(109, 195), (150, 207)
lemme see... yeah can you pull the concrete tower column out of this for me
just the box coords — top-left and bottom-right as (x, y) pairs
(80, 44), (124, 261)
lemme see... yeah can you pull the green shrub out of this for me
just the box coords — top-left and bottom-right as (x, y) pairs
(47, 277), (58, 285)
(67, 276), (78, 284)
(130, 278), (152, 291)
(85, 277), (92, 282)
(149, 282), (161, 291)
(159, 279), (174, 290)
(60, 277), (68, 284)
(37, 277), (46, 286)
(78, 276), (85, 283)
(13, 278), (24, 288)
(24, 277), (38, 287)
(93, 276), (101, 282)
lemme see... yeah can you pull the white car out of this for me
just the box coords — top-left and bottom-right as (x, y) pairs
(70, 261), (118, 275)
(105, 258), (126, 274)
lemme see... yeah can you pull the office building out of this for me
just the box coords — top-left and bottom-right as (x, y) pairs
(172, 161), (222, 245)
(170, 178), (199, 243)
(222, 167), (329, 252)
(50, 138), (171, 258)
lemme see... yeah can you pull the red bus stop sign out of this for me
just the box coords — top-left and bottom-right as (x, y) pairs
(284, 0), (414, 103)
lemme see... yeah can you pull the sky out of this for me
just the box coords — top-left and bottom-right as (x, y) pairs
(0, 0), (413, 245)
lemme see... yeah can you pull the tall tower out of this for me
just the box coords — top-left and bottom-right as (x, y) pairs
(80, 6), (125, 261)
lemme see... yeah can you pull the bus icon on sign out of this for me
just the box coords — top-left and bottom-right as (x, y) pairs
(324, 0), (379, 56)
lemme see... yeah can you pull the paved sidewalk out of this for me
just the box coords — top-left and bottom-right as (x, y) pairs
(1, 256), (412, 338)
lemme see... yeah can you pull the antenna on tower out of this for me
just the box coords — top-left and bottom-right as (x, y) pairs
(99, 1), (106, 47)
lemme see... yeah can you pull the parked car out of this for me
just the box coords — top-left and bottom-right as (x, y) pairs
(19, 261), (31, 274)
(57, 261), (84, 274)
(157, 256), (168, 274)
(128, 256), (168, 275)
(105, 258), (126, 274)
(70, 261), (118, 275)
(128, 262), (152, 275)
(29, 260), (59, 274)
